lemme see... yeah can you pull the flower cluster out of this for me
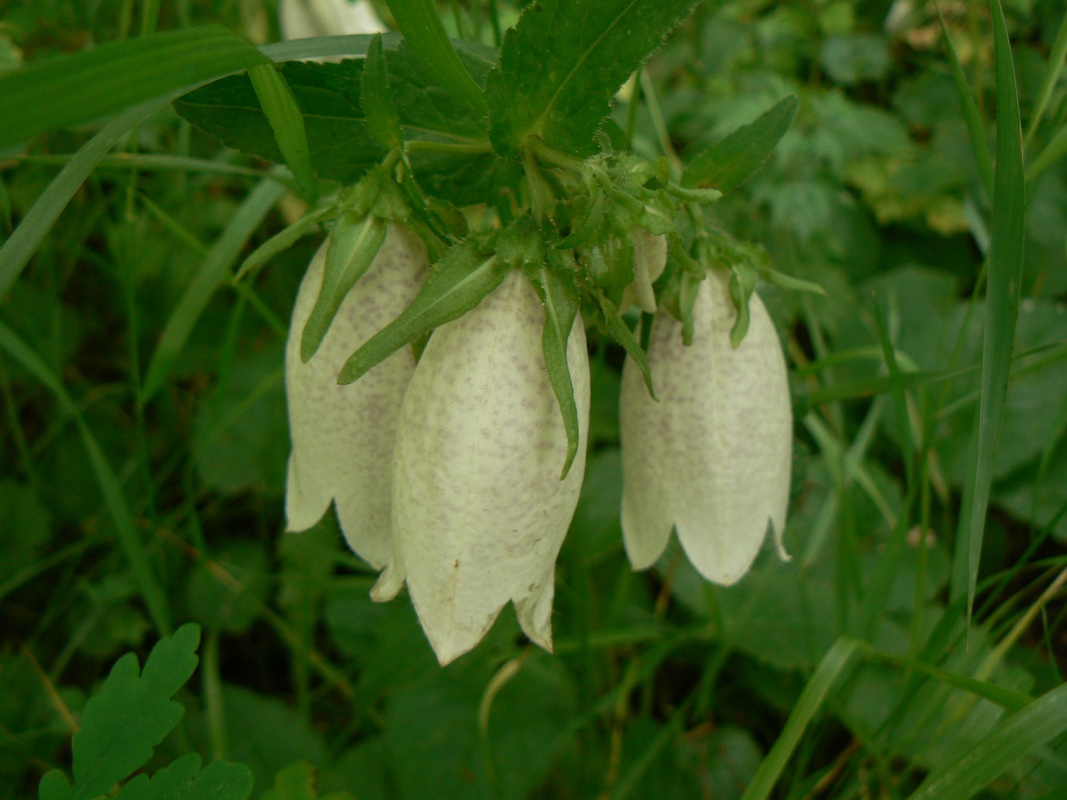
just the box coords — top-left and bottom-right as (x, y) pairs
(285, 220), (793, 664)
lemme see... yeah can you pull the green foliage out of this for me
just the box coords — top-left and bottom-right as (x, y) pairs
(3, 1), (1067, 799)
(486, 0), (700, 156)
(38, 624), (253, 800)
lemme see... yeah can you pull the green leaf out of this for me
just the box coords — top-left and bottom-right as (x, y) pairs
(524, 262), (582, 478)
(248, 64), (317, 200)
(906, 681), (1067, 800)
(338, 238), (510, 384)
(950, 0), (1027, 620)
(141, 177), (287, 404)
(175, 49), (493, 202)
(0, 26), (268, 148)
(593, 290), (655, 398)
(383, 0), (488, 118)
(361, 35), (404, 150)
(38, 624), (202, 800)
(260, 761), (353, 800)
(301, 213), (388, 362)
(936, 7), (995, 202)
(682, 95), (798, 193)
(113, 753), (254, 800)
(739, 638), (861, 800)
(486, 0), (700, 156)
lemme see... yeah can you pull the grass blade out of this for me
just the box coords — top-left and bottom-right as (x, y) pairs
(906, 682), (1067, 800)
(0, 26), (268, 148)
(140, 177), (287, 403)
(0, 322), (172, 635)
(949, 0), (1027, 622)
(1024, 7), (1067, 147)
(740, 638), (861, 800)
(0, 94), (175, 301)
(936, 5), (995, 201)
(248, 64), (317, 200)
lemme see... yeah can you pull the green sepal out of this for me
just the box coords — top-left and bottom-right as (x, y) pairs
(362, 34), (404, 150)
(583, 232), (634, 292)
(300, 212), (388, 363)
(496, 214), (546, 270)
(757, 266), (827, 296)
(726, 263), (757, 349)
(682, 94), (798, 193)
(338, 237), (509, 385)
(668, 233), (704, 279)
(233, 205), (333, 284)
(593, 289), (655, 399)
(678, 270), (702, 347)
(558, 186), (608, 249)
(522, 258), (582, 479)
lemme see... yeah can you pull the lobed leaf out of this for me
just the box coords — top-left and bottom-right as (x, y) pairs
(38, 625), (202, 800)
(486, 0), (701, 156)
(113, 754), (254, 800)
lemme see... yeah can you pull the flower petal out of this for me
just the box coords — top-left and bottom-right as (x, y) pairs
(620, 270), (792, 585)
(393, 272), (590, 665)
(285, 224), (428, 571)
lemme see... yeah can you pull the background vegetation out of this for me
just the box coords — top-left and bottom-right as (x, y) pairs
(1, 0), (1067, 797)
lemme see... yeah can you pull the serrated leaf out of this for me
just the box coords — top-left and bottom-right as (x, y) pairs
(362, 35), (404, 149)
(682, 95), (798, 193)
(524, 262), (581, 478)
(338, 238), (510, 384)
(593, 289), (655, 398)
(486, 0), (700, 156)
(300, 213), (388, 362)
(0, 26), (268, 148)
(248, 64), (317, 199)
(175, 48), (493, 201)
(40, 624), (202, 800)
(384, 0), (488, 117)
(113, 753), (254, 800)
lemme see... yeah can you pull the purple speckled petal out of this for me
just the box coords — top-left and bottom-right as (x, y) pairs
(285, 224), (428, 573)
(620, 269), (792, 585)
(393, 272), (591, 665)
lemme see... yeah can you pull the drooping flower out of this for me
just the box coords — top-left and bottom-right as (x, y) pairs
(619, 268), (792, 585)
(285, 224), (428, 572)
(383, 271), (590, 665)
(279, 0), (387, 40)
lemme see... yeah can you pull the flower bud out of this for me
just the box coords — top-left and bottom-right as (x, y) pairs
(285, 224), (428, 572)
(619, 269), (791, 585)
(389, 271), (590, 665)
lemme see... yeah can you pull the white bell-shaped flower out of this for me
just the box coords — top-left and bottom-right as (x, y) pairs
(279, 0), (387, 40)
(285, 224), (428, 571)
(387, 271), (590, 665)
(619, 269), (792, 585)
